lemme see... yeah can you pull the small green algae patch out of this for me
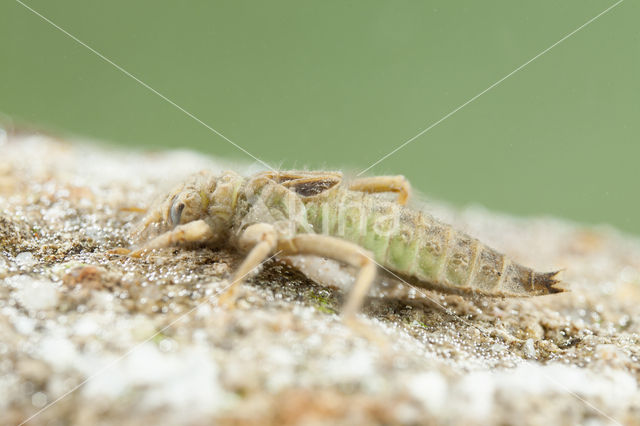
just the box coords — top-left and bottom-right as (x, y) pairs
(307, 290), (338, 315)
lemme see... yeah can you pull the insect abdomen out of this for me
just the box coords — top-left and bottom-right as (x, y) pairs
(393, 208), (562, 296)
(304, 189), (562, 297)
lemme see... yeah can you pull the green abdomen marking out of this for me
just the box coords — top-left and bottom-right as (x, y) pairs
(414, 220), (450, 282)
(304, 189), (523, 295)
(383, 210), (421, 274)
(305, 192), (443, 278)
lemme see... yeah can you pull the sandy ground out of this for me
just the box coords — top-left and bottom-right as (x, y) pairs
(0, 132), (639, 426)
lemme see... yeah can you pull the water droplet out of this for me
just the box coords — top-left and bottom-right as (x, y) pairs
(15, 252), (36, 267)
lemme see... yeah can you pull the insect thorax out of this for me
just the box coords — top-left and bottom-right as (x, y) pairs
(233, 178), (316, 240)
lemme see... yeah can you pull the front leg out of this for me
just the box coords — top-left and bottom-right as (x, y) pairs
(129, 220), (215, 257)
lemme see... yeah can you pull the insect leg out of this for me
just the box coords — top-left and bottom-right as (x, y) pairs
(348, 175), (410, 205)
(128, 220), (214, 257)
(278, 234), (376, 322)
(218, 223), (278, 307)
(221, 228), (385, 343)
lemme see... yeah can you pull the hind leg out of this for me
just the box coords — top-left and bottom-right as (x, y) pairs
(278, 234), (386, 344)
(220, 227), (377, 322)
(218, 225), (385, 344)
(278, 234), (376, 322)
(348, 175), (410, 205)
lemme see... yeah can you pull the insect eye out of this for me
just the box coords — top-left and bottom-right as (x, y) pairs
(170, 200), (185, 226)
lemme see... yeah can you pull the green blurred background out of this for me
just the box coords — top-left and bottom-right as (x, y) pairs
(1, 1), (638, 234)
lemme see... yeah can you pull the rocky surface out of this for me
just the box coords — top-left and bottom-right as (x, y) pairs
(0, 132), (639, 425)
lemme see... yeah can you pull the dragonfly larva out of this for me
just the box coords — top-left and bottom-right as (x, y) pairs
(130, 170), (563, 321)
